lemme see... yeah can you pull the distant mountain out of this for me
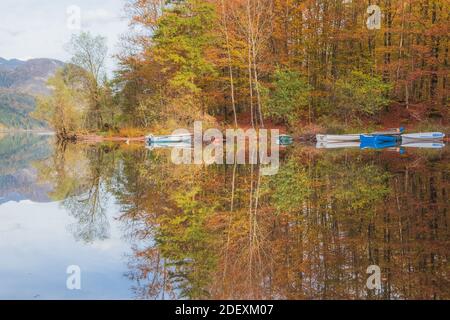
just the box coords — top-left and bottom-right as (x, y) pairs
(0, 57), (25, 71)
(0, 57), (65, 95)
(0, 57), (65, 130)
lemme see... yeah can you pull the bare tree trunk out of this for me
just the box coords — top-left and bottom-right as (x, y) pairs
(220, 0), (238, 128)
(247, 0), (255, 128)
(252, 43), (264, 128)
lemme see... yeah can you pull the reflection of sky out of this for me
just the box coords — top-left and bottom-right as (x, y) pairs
(0, 198), (133, 300)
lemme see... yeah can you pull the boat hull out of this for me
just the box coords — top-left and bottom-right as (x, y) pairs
(146, 141), (192, 150)
(360, 140), (398, 150)
(316, 128), (404, 143)
(360, 135), (399, 149)
(146, 133), (192, 144)
(316, 134), (361, 142)
(276, 134), (294, 145)
(360, 134), (398, 143)
(401, 142), (445, 149)
(316, 141), (360, 149)
(401, 132), (445, 141)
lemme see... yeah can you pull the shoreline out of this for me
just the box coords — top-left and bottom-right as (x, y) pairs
(78, 135), (146, 142)
(76, 132), (450, 144)
(2, 124), (449, 143)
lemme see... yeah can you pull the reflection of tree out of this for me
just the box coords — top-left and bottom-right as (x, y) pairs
(64, 181), (109, 243)
(115, 145), (450, 300)
(110, 148), (176, 299)
(64, 145), (115, 243)
(35, 141), (446, 299)
(113, 147), (217, 299)
(35, 142), (117, 243)
(126, 246), (173, 300)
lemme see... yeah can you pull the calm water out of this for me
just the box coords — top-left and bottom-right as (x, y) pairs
(0, 133), (448, 300)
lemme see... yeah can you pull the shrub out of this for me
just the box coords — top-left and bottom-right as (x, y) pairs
(264, 68), (311, 126)
(333, 70), (392, 123)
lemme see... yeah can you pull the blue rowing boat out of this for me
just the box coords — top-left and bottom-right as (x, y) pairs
(360, 134), (400, 150)
(316, 127), (404, 142)
(360, 134), (399, 143)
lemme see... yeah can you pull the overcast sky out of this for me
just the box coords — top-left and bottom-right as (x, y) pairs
(0, 0), (130, 72)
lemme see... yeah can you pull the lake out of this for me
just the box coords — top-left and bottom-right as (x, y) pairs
(0, 133), (448, 299)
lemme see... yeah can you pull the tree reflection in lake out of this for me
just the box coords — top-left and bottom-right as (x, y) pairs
(34, 141), (450, 299)
(35, 142), (118, 243)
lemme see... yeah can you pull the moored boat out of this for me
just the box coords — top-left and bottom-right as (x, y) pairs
(316, 141), (360, 149)
(316, 134), (361, 142)
(360, 137), (399, 150)
(360, 134), (399, 144)
(316, 128), (404, 142)
(401, 142), (445, 149)
(401, 132), (445, 141)
(276, 134), (294, 145)
(146, 133), (193, 144)
(146, 141), (192, 150)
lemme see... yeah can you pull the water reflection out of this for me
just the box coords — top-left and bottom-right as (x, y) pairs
(0, 134), (448, 299)
(34, 143), (118, 243)
(0, 133), (52, 203)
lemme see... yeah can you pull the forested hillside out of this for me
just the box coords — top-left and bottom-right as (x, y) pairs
(115, 0), (449, 130)
(0, 58), (64, 130)
(0, 90), (47, 129)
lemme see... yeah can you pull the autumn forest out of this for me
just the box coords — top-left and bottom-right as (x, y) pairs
(33, 0), (449, 138)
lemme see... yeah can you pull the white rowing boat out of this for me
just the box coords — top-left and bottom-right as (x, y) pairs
(146, 141), (192, 150)
(316, 141), (360, 149)
(401, 142), (445, 149)
(401, 132), (445, 141)
(146, 133), (193, 144)
(316, 134), (361, 142)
